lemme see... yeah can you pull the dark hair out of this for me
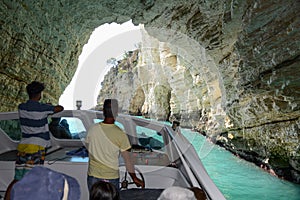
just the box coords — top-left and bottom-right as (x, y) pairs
(189, 187), (207, 200)
(90, 181), (120, 200)
(103, 99), (119, 118)
(26, 81), (45, 98)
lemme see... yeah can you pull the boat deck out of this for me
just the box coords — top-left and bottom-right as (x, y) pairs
(0, 147), (176, 200)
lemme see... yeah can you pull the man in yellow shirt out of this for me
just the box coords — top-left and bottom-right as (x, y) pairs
(85, 99), (144, 191)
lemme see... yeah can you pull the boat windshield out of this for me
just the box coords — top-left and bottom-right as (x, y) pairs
(49, 117), (87, 139)
(136, 125), (164, 151)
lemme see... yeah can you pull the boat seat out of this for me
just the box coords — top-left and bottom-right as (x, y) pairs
(0, 150), (17, 161)
(120, 188), (163, 200)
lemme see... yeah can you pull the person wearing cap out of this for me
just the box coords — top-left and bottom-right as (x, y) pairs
(10, 166), (80, 200)
(5, 81), (64, 200)
(85, 99), (145, 192)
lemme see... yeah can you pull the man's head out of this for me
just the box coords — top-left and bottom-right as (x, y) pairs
(103, 99), (119, 119)
(26, 81), (45, 99)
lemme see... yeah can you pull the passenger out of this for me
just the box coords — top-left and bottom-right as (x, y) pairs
(90, 180), (120, 200)
(157, 186), (196, 200)
(85, 99), (145, 191)
(5, 81), (64, 200)
(189, 187), (207, 200)
(10, 166), (80, 200)
(49, 118), (72, 139)
(171, 121), (180, 132)
(60, 119), (71, 135)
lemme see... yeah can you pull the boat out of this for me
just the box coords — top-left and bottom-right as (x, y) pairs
(0, 110), (225, 200)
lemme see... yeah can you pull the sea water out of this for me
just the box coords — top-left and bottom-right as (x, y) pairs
(181, 128), (300, 200)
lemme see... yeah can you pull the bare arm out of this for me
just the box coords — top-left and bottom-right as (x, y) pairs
(121, 150), (145, 188)
(54, 105), (64, 113)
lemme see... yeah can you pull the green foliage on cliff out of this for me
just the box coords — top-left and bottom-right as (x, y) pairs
(0, 119), (21, 141)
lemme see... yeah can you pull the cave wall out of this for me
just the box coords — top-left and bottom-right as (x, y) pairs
(1, 0), (299, 182)
(98, 0), (300, 182)
(0, 0), (138, 109)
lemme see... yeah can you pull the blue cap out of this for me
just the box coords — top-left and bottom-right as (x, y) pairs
(11, 166), (81, 200)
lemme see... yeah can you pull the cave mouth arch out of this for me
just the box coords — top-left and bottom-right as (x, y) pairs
(65, 22), (225, 127)
(59, 20), (142, 110)
(88, 23), (226, 135)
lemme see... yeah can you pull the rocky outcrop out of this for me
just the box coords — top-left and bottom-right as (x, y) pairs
(0, 0), (299, 183)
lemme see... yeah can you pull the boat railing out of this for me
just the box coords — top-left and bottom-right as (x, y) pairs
(165, 126), (226, 200)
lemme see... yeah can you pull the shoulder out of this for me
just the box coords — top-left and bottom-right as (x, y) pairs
(18, 103), (25, 109)
(112, 125), (126, 134)
(37, 102), (55, 111)
(87, 123), (100, 132)
(19, 101), (54, 112)
(113, 126), (127, 138)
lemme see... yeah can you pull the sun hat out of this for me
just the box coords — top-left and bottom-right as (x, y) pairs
(11, 166), (80, 200)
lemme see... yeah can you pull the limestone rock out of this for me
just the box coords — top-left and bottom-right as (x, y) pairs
(0, 0), (299, 183)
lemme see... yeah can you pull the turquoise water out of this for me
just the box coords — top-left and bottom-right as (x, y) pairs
(181, 128), (300, 200)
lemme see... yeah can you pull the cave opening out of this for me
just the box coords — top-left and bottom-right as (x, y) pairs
(59, 20), (142, 110)
(58, 20), (226, 134)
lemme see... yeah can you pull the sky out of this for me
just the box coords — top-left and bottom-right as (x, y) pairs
(59, 20), (142, 109)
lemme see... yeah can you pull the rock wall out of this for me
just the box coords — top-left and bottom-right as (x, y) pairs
(0, 0), (299, 182)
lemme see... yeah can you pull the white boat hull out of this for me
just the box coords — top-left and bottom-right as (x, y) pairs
(0, 110), (225, 200)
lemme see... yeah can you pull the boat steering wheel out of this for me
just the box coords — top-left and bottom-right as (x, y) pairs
(120, 167), (145, 189)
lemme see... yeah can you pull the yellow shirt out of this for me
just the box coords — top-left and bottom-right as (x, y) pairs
(85, 123), (131, 179)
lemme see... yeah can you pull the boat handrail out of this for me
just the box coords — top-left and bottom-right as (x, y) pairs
(166, 128), (200, 187)
(165, 126), (226, 200)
